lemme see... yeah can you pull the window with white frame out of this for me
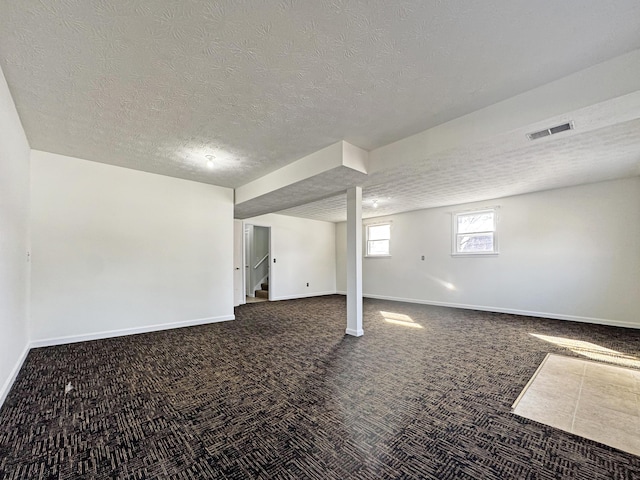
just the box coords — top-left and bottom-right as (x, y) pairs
(366, 223), (391, 256)
(452, 208), (498, 255)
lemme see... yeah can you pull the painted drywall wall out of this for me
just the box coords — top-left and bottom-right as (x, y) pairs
(245, 213), (336, 300)
(30, 151), (235, 344)
(336, 177), (640, 328)
(0, 65), (31, 405)
(335, 224), (347, 295)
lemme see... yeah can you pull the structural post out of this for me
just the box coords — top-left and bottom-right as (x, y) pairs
(346, 186), (363, 336)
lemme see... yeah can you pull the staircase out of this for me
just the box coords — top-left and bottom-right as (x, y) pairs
(255, 282), (269, 299)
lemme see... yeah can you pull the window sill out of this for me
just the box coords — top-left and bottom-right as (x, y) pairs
(451, 252), (499, 257)
(365, 254), (392, 258)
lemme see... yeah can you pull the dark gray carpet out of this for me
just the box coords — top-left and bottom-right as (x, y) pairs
(1, 296), (639, 479)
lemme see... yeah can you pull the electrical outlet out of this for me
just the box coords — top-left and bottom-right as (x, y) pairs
(306, 282), (309, 287)
(421, 255), (425, 260)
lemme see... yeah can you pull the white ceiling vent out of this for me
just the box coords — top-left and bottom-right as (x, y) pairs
(527, 122), (573, 141)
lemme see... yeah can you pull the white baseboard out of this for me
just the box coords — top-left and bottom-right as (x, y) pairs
(30, 314), (236, 348)
(271, 291), (336, 301)
(361, 293), (639, 330)
(336, 290), (347, 295)
(0, 343), (30, 408)
(1, 315), (236, 409)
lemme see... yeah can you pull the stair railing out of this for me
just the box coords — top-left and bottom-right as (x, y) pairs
(253, 253), (269, 269)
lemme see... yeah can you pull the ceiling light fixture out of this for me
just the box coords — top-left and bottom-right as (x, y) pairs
(373, 200), (379, 208)
(205, 154), (215, 169)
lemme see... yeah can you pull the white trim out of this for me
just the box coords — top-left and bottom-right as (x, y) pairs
(270, 291), (336, 301)
(0, 343), (31, 408)
(366, 223), (391, 257)
(336, 290), (347, 295)
(30, 315), (236, 348)
(361, 293), (640, 330)
(345, 328), (364, 337)
(511, 353), (551, 410)
(452, 208), (499, 255)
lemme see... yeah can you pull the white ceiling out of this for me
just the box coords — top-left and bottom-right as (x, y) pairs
(1, 1), (639, 220)
(280, 118), (640, 222)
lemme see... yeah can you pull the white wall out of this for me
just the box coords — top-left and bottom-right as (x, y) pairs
(30, 151), (235, 345)
(245, 213), (336, 300)
(0, 65), (31, 405)
(336, 177), (640, 328)
(335, 223), (347, 294)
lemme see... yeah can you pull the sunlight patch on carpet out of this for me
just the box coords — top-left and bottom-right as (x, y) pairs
(529, 333), (640, 369)
(380, 311), (423, 328)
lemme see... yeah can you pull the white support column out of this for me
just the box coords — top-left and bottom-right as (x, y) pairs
(346, 186), (363, 336)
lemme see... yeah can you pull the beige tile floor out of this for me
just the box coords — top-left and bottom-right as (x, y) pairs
(512, 353), (640, 456)
(245, 296), (269, 304)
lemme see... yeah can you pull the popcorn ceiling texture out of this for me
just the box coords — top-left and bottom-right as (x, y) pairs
(280, 119), (640, 222)
(1, 0), (639, 191)
(235, 166), (368, 219)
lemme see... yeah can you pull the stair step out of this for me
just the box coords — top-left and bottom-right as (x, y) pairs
(255, 289), (269, 299)
(261, 283), (269, 291)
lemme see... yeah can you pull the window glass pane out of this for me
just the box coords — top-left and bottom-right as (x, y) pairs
(368, 240), (389, 255)
(457, 212), (494, 234)
(368, 224), (390, 240)
(457, 233), (494, 253)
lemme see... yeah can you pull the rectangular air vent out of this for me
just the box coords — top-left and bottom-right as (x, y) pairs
(528, 129), (551, 140)
(527, 121), (573, 141)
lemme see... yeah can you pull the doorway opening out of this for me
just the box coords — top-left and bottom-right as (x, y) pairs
(244, 224), (271, 303)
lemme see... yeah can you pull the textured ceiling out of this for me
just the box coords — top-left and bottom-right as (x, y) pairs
(1, 0), (640, 189)
(279, 118), (640, 222)
(234, 165), (368, 219)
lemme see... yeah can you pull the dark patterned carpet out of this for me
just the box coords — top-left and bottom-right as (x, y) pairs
(1, 295), (640, 479)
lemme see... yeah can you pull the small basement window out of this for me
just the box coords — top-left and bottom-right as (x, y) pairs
(452, 208), (498, 255)
(366, 223), (391, 256)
